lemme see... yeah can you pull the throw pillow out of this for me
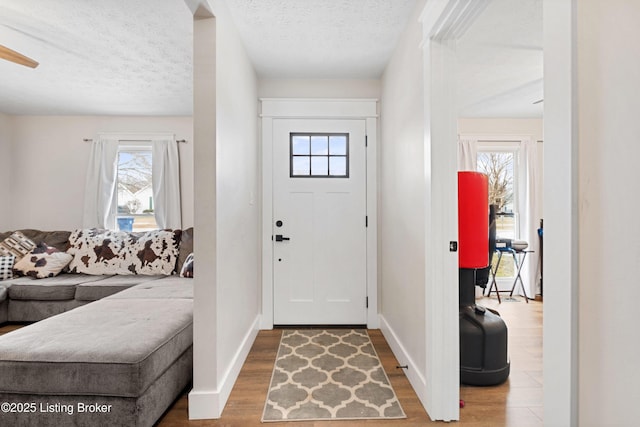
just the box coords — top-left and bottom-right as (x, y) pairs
(180, 253), (193, 278)
(0, 255), (15, 281)
(67, 229), (180, 276)
(0, 231), (37, 260)
(13, 243), (73, 279)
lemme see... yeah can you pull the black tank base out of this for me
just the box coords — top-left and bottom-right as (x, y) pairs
(459, 304), (510, 386)
(461, 363), (510, 386)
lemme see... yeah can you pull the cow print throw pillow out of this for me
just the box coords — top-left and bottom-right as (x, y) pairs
(13, 243), (73, 279)
(67, 229), (180, 276)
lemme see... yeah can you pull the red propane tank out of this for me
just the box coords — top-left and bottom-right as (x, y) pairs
(458, 171), (489, 269)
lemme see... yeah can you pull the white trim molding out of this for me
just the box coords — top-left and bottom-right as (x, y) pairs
(379, 315), (427, 403)
(543, 0), (578, 425)
(417, 0), (489, 422)
(260, 98), (379, 329)
(189, 316), (260, 419)
(260, 98), (378, 119)
(420, 0), (489, 41)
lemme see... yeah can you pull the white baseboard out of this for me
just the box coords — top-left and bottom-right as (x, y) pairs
(188, 315), (260, 420)
(379, 315), (428, 408)
(188, 389), (221, 420)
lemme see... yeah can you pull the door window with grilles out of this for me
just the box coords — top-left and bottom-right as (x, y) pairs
(290, 133), (349, 178)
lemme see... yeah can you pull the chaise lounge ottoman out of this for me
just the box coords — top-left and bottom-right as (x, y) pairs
(0, 286), (7, 324)
(0, 295), (193, 427)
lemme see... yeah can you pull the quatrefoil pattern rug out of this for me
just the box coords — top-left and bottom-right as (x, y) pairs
(262, 329), (406, 422)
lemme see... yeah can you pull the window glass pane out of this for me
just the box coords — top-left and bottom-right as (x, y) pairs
(329, 135), (347, 155)
(311, 156), (328, 176)
(292, 136), (310, 155)
(477, 152), (514, 214)
(290, 133), (349, 178)
(329, 157), (347, 176)
(311, 136), (329, 155)
(292, 156), (310, 176)
(117, 149), (157, 231)
(477, 150), (516, 278)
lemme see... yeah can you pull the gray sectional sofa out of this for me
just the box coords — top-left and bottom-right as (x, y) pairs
(0, 228), (194, 427)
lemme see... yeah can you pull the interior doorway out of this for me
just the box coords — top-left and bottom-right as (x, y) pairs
(260, 98), (379, 330)
(455, 0), (544, 422)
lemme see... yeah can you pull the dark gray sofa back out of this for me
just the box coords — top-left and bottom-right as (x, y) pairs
(1, 228), (194, 274)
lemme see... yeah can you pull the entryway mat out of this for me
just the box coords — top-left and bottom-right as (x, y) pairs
(261, 329), (406, 422)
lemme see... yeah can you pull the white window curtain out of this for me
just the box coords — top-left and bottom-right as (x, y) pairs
(82, 138), (119, 229)
(152, 138), (182, 229)
(517, 138), (540, 299)
(458, 136), (478, 171)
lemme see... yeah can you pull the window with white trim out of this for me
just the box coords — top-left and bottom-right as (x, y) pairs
(116, 142), (158, 231)
(477, 145), (519, 278)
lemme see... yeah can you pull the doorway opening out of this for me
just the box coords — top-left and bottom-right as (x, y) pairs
(260, 98), (379, 330)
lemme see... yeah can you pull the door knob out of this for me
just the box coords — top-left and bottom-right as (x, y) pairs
(275, 234), (290, 242)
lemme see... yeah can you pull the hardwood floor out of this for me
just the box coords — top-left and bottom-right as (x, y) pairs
(158, 296), (542, 427)
(0, 296), (542, 426)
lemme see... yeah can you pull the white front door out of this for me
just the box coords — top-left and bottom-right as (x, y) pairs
(272, 118), (367, 325)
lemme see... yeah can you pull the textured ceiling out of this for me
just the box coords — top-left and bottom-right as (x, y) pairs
(0, 0), (193, 115)
(0, 0), (542, 118)
(224, 0), (418, 79)
(457, 0), (543, 118)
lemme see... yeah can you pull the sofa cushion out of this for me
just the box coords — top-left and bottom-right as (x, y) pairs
(0, 231), (37, 260)
(106, 276), (193, 299)
(0, 255), (15, 281)
(0, 298), (6, 324)
(67, 229), (181, 276)
(0, 286), (7, 302)
(74, 275), (164, 301)
(0, 297), (193, 397)
(12, 243), (73, 279)
(6, 274), (105, 301)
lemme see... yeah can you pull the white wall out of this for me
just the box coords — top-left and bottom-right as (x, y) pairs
(189, 0), (260, 419)
(214, 0), (260, 405)
(458, 118), (543, 142)
(379, 0), (427, 400)
(577, 1), (640, 425)
(4, 115), (193, 230)
(0, 113), (11, 226)
(190, 8), (218, 420)
(258, 78), (381, 99)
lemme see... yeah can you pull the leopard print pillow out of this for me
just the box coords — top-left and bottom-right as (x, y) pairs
(67, 229), (181, 276)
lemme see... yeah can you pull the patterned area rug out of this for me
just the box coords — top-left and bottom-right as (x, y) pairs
(262, 329), (406, 422)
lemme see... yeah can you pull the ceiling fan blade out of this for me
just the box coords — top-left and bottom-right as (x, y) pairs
(0, 44), (39, 68)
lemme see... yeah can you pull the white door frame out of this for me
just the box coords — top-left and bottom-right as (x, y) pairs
(260, 98), (379, 329)
(418, 0), (493, 420)
(420, 0), (578, 423)
(543, 0), (578, 424)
